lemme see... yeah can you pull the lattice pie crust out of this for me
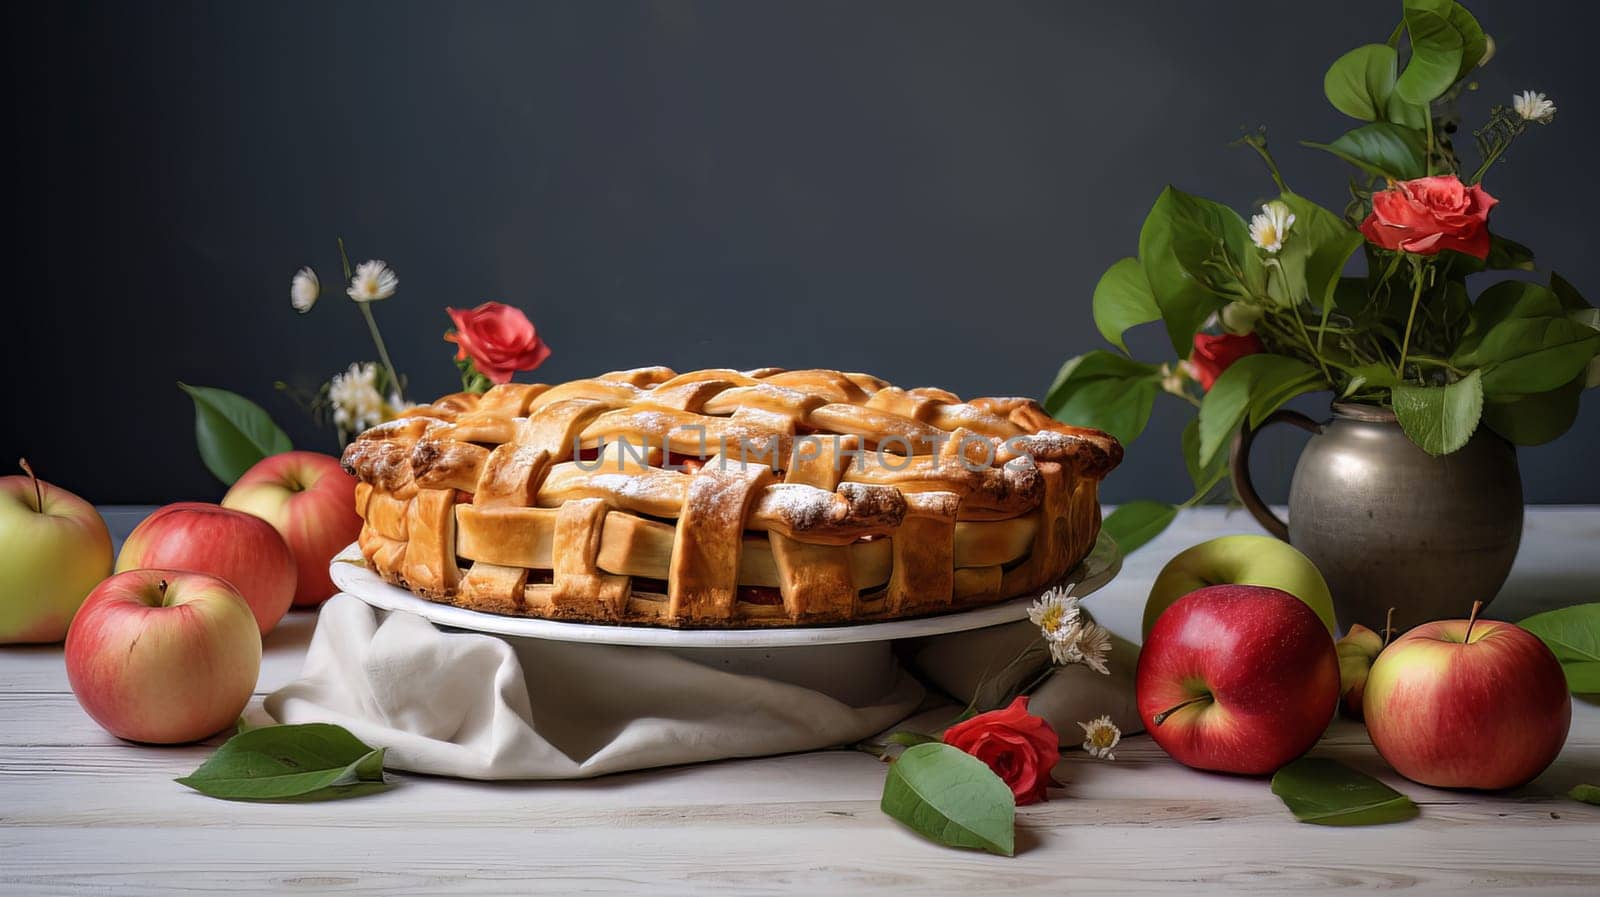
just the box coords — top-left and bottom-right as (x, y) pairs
(342, 367), (1121, 628)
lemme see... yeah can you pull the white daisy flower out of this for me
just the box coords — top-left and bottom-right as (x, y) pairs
(1078, 715), (1121, 760)
(329, 362), (386, 433)
(1512, 90), (1556, 124)
(290, 267), (319, 313)
(1043, 619), (1111, 673)
(347, 260), (399, 302)
(1070, 621), (1114, 675)
(1028, 587), (1081, 641)
(1047, 628), (1089, 666)
(1249, 201), (1295, 254)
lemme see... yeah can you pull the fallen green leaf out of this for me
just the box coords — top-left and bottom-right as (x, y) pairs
(1270, 758), (1418, 826)
(881, 743), (1015, 855)
(177, 722), (390, 802)
(1519, 604), (1600, 694)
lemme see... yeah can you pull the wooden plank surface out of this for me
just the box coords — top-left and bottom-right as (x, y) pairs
(1, 507), (1596, 896)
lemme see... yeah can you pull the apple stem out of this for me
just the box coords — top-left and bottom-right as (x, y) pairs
(18, 458), (42, 513)
(1382, 607), (1396, 648)
(1152, 694), (1213, 727)
(1464, 599), (1483, 643)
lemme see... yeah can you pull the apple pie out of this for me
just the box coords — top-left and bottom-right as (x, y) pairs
(341, 367), (1120, 628)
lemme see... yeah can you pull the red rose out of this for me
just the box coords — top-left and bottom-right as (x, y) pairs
(1189, 331), (1263, 391)
(942, 696), (1060, 805)
(444, 302), (552, 385)
(1358, 175), (1498, 259)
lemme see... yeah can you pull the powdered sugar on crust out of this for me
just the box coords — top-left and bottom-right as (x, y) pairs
(752, 482), (905, 534)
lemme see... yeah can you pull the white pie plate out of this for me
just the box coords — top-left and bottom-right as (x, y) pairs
(330, 532), (1120, 649)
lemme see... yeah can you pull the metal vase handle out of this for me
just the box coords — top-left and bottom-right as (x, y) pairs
(1228, 410), (1325, 542)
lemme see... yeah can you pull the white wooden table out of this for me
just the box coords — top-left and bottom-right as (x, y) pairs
(3, 507), (1597, 896)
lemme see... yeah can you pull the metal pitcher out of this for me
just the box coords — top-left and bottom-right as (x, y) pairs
(1230, 402), (1523, 633)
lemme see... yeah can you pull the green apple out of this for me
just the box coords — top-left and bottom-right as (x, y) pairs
(1335, 623), (1385, 719)
(1142, 534), (1335, 638)
(1, 461), (114, 643)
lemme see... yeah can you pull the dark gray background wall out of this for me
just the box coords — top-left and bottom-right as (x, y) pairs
(8, 0), (1597, 505)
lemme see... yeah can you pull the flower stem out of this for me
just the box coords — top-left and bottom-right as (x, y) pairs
(339, 237), (405, 403)
(1016, 665), (1056, 698)
(359, 302), (405, 403)
(1243, 137), (1289, 194)
(1409, 355), (1467, 375)
(1395, 262), (1425, 380)
(1289, 310), (1333, 385)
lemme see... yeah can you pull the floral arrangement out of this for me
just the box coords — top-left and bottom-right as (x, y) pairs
(868, 588), (1122, 855)
(1048, 0), (1598, 540)
(180, 241), (550, 485)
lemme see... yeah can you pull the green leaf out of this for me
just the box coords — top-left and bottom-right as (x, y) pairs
(1394, 0), (1466, 105)
(1092, 257), (1162, 354)
(1520, 603), (1600, 693)
(1560, 663), (1600, 694)
(1324, 44), (1398, 121)
(1303, 122), (1428, 181)
(1453, 281), (1600, 397)
(1101, 500), (1178, 555)
(1138, 187), (1253, 357)
(1551, 272), (1591, 313)
(1043, 351), (1162, 445)
(1571, 784), (1600, 806)
(1443, 0), (1489, 79)
(1486, 235), (1535, 272)
(1182, 416), (1228, 497)
(1391, 370), (1483, 456)
(1271, 758), (1419, 826)
(1484, 378), (1584, 446)
(1196, 354), (1325, 468)
(178, 383), (293, 486)
(881, 743), (1016, 856)
(1277, 193), (1362, 310)
(1385, 94), (1430, 129)
(176, 723), (390, 802)
(1307, 234), (1365, 312)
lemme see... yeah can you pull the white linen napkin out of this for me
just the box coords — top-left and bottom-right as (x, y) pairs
(261, 594), (1138, 780)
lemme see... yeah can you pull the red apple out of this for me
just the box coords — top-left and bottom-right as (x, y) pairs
(0, 461), (114, 643)
(222, 451), (361, 607)
(1136, 584), (1339, 775)
(1363, 604), (1570, 790)
(115, 503), (296, 635)
(65, 569), (261, 744)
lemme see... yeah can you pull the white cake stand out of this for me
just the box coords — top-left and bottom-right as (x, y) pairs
(329, 532), (1120, 649)
(330, 534), (1118, 706)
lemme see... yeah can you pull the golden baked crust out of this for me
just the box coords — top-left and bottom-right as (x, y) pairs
(342, 367), (1121, 628)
